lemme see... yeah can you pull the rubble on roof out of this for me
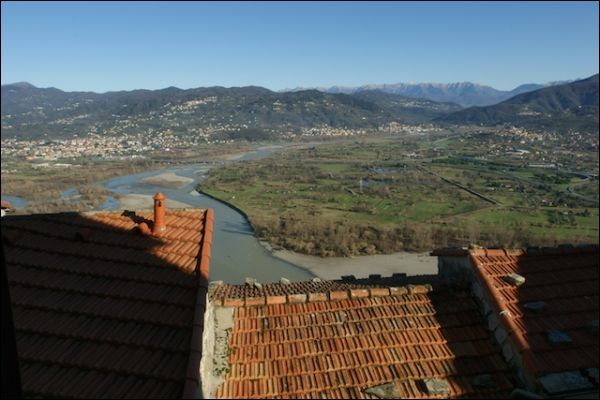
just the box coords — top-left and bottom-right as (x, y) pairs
(522, 301), (546, 313)
(421, 378), (451, 396)
(472, 374), (497, 389)
(363, 382), (402, 399)
(546, 329), (573, 345)
(539, 371), (594, 395)
(503, 273), (526, 287)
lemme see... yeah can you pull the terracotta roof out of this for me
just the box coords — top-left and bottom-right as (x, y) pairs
(468, 246), (598, 390)
(207, 281), (517, 399)
(1, 200), (13, 209)
(2, 207), (214, 398)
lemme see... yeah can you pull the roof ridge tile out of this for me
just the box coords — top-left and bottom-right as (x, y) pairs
(468, 245), (600, 258)
(467, 246), (599, 383)
(214, 281), (434, 308)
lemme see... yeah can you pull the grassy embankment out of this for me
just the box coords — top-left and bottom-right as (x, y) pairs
(200, 138), (599, 256)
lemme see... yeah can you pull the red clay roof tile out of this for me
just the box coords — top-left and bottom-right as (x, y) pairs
(468, 246), (599, 382)
(2, 207), (213, 398)
(208, 282), (517, 399)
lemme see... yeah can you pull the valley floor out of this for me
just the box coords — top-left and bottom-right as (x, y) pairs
(201, 133), (599, 257)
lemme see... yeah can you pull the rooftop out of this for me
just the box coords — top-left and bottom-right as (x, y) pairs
(210, 273), (439, 306)
(467, 246), (599, 396)
(204, 244), (599, 399)
(2, 203), (214, 398)
(205, 281), (517, 399)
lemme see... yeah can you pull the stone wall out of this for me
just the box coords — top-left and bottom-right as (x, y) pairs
(200, 296), (235, 399)
(437, 254), (537, 391)
(436, 255), (474, 286)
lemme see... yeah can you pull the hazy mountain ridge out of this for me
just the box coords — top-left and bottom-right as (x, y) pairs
(3, 76), (594, 140)
(282, 79), (575, 107)
(350, 90), (462, 123)
(438, 74), (599, 134)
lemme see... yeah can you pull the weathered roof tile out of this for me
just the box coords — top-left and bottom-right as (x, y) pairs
(208, 282), (516, 398)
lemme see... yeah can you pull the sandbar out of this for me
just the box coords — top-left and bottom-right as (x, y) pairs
(140, 172), (194, 189)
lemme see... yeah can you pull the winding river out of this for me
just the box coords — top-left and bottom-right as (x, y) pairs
(3, 140), (438, 283)
(98, 146), (315, 284)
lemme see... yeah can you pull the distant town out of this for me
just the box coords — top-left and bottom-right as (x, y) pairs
(1, 123), (597, 177)
(0, 123), (446, 161)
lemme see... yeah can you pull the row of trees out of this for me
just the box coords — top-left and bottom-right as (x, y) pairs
(249, 213), (558, 257)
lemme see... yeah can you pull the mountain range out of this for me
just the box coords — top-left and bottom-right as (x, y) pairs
(439, 74), (599, 133)
(282, 80), (574, 107)
(0, 84), (462, 140)
(1, 75), (597, 140)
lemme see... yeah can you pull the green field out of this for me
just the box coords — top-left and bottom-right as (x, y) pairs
(201, 135), (599, 256)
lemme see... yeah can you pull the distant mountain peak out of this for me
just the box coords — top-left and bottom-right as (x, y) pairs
(439, 74), (599, 134)
(3, 81), (37, 89)
(280, 79), (580, 107)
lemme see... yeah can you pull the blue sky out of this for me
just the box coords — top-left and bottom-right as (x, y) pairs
(1, 1), (598, 92)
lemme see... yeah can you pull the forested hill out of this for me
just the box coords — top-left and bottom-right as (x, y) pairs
(438, 74), (599, 134)
(1, 83), (462, 139)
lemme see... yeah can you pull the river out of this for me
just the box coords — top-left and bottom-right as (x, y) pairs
(98, 146), (316, 284)
(3, 141), (437, 283)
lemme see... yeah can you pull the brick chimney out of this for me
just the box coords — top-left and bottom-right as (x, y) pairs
(152, 192), (166, 235)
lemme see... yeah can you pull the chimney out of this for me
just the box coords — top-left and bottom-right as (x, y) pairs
(152, 192), (166, 235)
(1, 201), (13, 218)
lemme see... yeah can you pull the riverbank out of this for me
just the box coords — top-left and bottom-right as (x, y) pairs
(203, 188), (439, 279)
(262, 241), (437, 280)
(198, 189), (253, 222)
